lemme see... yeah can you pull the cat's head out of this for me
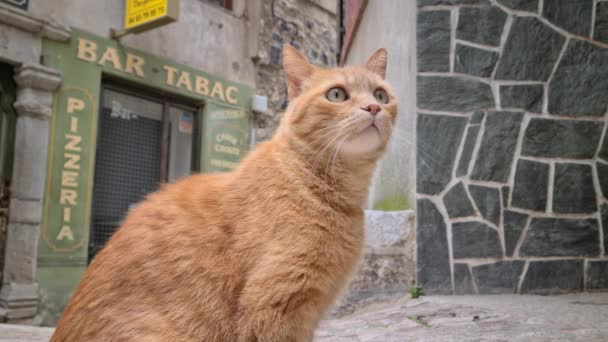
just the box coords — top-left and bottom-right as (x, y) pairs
(280, 45), (398, 162)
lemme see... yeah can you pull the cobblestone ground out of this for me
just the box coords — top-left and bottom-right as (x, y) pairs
(2, 294), (608, 341)
(316, 293), (608, 341)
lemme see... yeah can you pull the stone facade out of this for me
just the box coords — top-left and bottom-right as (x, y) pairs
(253, 0), (339, 142)
(416, 0), (608, 294)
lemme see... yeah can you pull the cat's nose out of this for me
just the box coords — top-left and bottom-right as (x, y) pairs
(361, 104), (381, 116)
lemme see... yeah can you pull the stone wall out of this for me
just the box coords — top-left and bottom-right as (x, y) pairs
(253, 0), (339, 142)
(416, 0), (608, 294)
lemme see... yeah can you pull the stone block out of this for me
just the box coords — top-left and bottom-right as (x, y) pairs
(417, 114), (467, 195)
(454, 44), (499, 78)
(553, 163), (597, 214)
(499, 84), (543, 112)
(497, 0), (538, 12)
(417, 0), (489, 5)
(455, 125), (480, 177)
(471, 261), (525, 294)
(416, 199), (451, 294)
(417, 76), (495, 112)
(521, 260), (583, 293)
(511, 159), (548, 211)
(542, 0), (593, 37)
(471, 111), (523, 183)
(417, 10), (451, 72)
(587, 261), (608, 289)
(595, 2), (608, 43)
(364, 210), (414, 249)
(2, 223), (40, 283)
(470, 111), (484, 124)
(10, 116), (49, 200)
(522, 118), (603, 159)
(8, 198), (42, 224)
(503, 210), (528, 256)
(597, 162), (608, 200)
(443, 182), (476, 219)
(0, 282), (39, 321)
(495, 17), (565, 81)
(454, 264), (475, 295)
(602, 204), (608, 254)
(457, 6), (507, 46)
(548, 39), (608, 116)
(468, 185), (500, 225)
(520, 218), (599, 257)
(452, 221), (502, 258)
(501, 185), (509, 207)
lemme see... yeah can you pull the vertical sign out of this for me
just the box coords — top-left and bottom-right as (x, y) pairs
(124, 0), (179, 32)
(202, 102), (250, 173)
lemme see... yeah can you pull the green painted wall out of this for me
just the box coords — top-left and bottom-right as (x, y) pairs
(38, 29), (253, 325)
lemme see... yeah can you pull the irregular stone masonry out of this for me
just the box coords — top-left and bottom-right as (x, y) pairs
(416, 0), (608, 294)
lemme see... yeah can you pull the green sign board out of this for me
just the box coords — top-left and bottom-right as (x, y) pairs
(38, 29), (253, 321)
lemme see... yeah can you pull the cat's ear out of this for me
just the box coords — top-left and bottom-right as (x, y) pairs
(365, 48), (388, 79)
(283, 44), (314, 100)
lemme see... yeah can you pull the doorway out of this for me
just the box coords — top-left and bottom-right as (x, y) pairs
(88, 84), (199, 260)
(0, 63), (16, 284)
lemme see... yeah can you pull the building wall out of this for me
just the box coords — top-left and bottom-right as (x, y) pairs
(31, 0), (256, 85)
(416, 0), (608, 294)
(252, 0), (340, 142)
(344, 0), (417, 211)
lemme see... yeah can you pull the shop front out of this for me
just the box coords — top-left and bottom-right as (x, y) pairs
(37, 29), (254, 323)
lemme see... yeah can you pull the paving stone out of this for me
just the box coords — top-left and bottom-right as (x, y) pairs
(548, 39), (608, 116)
(417, 10), (451, 72)
(499, 84), (543, 112)
(595, 1), (608, 43)
(417, 76), (495, 112)
(471, 261), (525, 294)
(416, 199), (452, 294)
(520, 218), (599, 257)
(454, 263), (475, 295)
(470, 111), (484, 124)
(457, 6), (508, 46)
(542, 0), (593, 37)
(587, 261), (608, 289)
(597, 162), (608, 200)
(471, 112), (524, 183)
(454, 44), (499, 77)
(522, 118), (603, 159)
(503, 210), (528, 256)
(452, 221), (502, 258)
(495, 17), (565, 81)
(521, 260), (584, 293)
(468, 185), (500, 225)
(497, 0), (538, 12)
(455, 125), (480, 177)
(417, 0), (489, 5)
(417, 114), (468, 195)
(599, 128), (608, 162)
(443, 182), (476, 218)
(553, 163), (597, 214)
(511, 159), (549, 211)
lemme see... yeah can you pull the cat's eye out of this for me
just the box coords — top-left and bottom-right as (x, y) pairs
(326, 87), (348, 102)
(374, 88), (389, 104)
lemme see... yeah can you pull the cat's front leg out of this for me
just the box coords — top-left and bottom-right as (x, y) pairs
(236, 266), (325, 342)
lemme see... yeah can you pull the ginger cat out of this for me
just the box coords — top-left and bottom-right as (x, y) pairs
(51, 45), (397, 342)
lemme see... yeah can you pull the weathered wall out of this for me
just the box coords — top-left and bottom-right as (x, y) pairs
(31, 0), (256, 85)
(416, 0), (608, 294)
(345, 0), (417, 211)
(253, 0), (340, 142)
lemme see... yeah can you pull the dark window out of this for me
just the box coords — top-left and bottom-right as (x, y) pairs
(89, 84), (199, 261)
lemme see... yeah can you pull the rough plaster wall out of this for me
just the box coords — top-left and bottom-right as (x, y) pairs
(345, 0), (417, 209)
(253, 0), (339, 142)
(30, 0), (256, 85)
